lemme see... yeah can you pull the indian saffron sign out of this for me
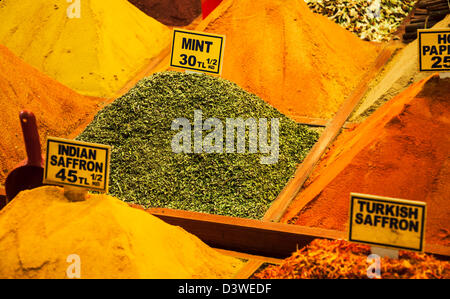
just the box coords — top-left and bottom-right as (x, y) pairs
(418, 29), (450, 72)
(43, 137), (111, 192)
(349, 193), (426, 251)
(170, 29), (225, 74)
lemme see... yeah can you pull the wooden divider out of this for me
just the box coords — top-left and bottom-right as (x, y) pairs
(214, 248), (284, 265)
(262, 43), (398, 224)
(147, 207), (450, 260)
(148, 207), (345, 259)
(233, 42), (399, 278)
(295, 117), (358, 129)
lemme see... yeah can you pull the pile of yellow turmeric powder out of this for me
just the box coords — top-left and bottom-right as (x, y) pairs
(0, 186), (243, 278)
(0, 0), (171, 98)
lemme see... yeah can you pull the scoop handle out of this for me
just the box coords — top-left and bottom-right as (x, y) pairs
(19, 110), (42, 167)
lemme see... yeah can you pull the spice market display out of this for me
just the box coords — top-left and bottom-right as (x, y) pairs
(0, 0), (448, 283)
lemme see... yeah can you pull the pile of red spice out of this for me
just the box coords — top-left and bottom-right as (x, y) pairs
(253, 239), (450, 279)
(201, 0), (223, 19)
(283, 75), (450, 247)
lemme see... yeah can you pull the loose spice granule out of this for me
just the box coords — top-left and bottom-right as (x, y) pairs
(77, 72), (319, 219)
(304, 0), (417, 42)
(253, 239), (450, 279)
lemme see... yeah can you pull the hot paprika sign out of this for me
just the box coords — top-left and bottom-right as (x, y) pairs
(418, 29), (450, 72)
(349, 193), (426, 252)
(43, 137), (111, 192)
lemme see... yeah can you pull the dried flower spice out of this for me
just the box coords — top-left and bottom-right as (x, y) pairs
(252, 239), (450, 279)
(305, 0), (417, 42)
(77, 72), (318, 219)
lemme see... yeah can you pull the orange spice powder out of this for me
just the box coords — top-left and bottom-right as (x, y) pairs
(283, 75), (450, 247)
(0, 44), (103, 182)
(193, 0), (381, 120)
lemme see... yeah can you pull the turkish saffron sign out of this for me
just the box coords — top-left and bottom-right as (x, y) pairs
(349, 193), (426, 251)
(43, 137), (111, 192)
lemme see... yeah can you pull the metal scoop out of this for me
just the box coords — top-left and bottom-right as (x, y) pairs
(4, 110), (45, 204)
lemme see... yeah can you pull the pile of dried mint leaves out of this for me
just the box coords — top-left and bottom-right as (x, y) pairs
(77, 72), (318, 219)
(253, 239), (450, 279)
(304, 0), (417, 41)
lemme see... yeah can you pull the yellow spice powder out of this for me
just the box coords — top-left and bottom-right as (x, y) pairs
(0, 186), (243, 278)
(0, 0), (171, 98)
